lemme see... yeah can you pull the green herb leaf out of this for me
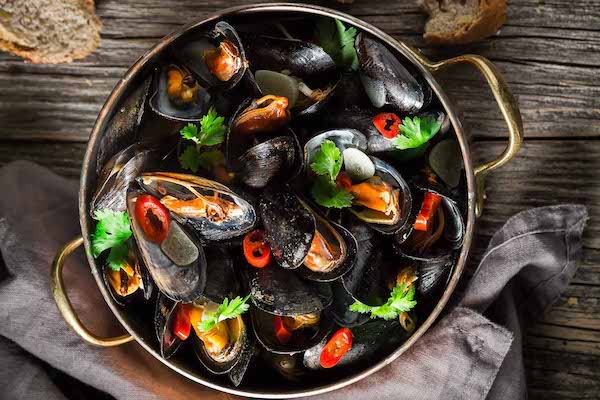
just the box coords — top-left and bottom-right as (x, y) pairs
(179, 145), (202, 173)
(316, 18), (359, 71)
(197, 295), (251, 333)
(179, 107), (226, 147)
(311, 176), (353, 209)
(197, 150), (225, 170)
(106, 242), (129, 271)
(91, 210), (132, 258)
(349, 282), (417, 321)
(393, 116), (441, 150)
(310, 140), (343, 180)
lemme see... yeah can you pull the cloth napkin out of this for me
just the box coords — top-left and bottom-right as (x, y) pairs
(0, 161), (587, 400)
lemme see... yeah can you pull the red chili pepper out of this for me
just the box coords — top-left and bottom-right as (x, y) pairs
(273, 316), (293, 344)
(373, 113), (401, 139)
(243, 230), (271, 268)
(172, 303), (191, 341)
(335, 171), (353, 190)
(320, 328), (353, 368)
(134, 194), (170, 243)
(414, 192), (442, 231)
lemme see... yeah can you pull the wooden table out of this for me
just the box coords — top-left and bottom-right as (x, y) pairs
(1, 1), (598, 398)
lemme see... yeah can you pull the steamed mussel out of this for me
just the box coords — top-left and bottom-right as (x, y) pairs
(88, 14), (467, 388)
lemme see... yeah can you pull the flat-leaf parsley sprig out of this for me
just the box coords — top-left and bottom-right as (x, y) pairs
(179, 107), (226, 173)
(198, 295), (251, 333)
(349, 283), (417, 321)
(91, 209), (132, 271)
(316, 18), (359, 71)
(393, 116), (441, 150)
(309, 140), (353, 209)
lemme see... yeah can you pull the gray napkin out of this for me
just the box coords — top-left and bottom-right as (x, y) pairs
(0, 161), (587, 400)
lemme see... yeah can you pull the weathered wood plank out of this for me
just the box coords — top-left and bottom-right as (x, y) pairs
(0, 0), (598, 140)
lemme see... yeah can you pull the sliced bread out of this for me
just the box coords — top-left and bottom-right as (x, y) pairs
(421, 0), (507, 45)
(0, 0), (101, 63)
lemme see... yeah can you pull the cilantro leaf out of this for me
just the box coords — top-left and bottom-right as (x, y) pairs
(316, 18), (359, 71)
(179, 107), (226, 147)
(198, 295), (251, 333)
(393, 116), (441, 150)
(310, 140), (342, 180)
(91, 210), (132, 258)
(179, 145), (202, 173)
(106, 242), (129, 271)
(349, 282), (417, 321)
(311, 176), (353, 209)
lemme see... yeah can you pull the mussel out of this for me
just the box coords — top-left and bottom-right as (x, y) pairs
(137, 172), (257, 242)
(178, 22), (248, 90)
(304, 129), (368, 172)
(263, 353), (305, 381)
(231, 95), (291, 137)
(127, 190), (207, 302)
(356, 33), (430, 113)
(149, 64), (211, 122)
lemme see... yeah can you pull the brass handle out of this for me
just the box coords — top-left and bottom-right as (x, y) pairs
(51, 236), (134, 347)
(421, 54), (524, 217)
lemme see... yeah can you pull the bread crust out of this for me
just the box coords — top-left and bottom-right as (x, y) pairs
(0, 0), (101, 63)
(422, 0), (507, 45)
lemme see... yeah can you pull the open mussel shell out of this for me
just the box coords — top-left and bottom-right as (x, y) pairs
(252, 307), (334, 355)
(228, 330), (257, 387)
(148, 65), (211, 123)
(342, 248), (397, 307)
(243, 34), (337, 88)
(177, 21), (248, 90)
(303, 319), (404, 370)
(200, 248), (240, 303)
(155, 294), (182, 358)
(192, 315), (248, 375)
(259, 185), (315, 270)
(304, 129), (368, 173)
(349, 157), (413, 236)
(91, 143), (161, 214)
(356, 33), (430, 113)
(331, 281), (370, 328)
(249, 266), (333, 316)
(296, 199), (358, 283)
(137, 172), (257, 242)
(127, 190), (207, 302)
(262, 353), (305, 382)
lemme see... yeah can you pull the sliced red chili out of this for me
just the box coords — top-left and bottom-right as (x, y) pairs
(335, 171), (353, 190)
(414, 192), (442, 232)
(273, 316), (293, 344)
(320, 328), (353, 368)
(134, 194), (170, 243)
(172, 303), (191, 341)
(243, 229), (271, 268)
(373, 113), (401, 139)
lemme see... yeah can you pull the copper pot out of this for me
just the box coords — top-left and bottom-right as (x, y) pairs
(51, 3), (523, 398)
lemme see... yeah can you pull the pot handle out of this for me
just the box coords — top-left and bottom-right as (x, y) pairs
(51, 236), (134, 347)
(415, 53), (524, 217)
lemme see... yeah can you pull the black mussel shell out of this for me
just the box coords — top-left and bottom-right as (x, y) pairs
(331, 281), (370, 328)
(154, 294), (182, 358)
(262, 352), (305, 382)
(428, 139), (463, 189)
(192, 315), (248, 375)
(200, 248), (240, 303)
(148, 65), (211, 123)
(342, 248), (397, 307)
(243, 34), (337, 88)
(356, 33), (429, 113)
(249, 267), (332, 316)
(237, 135), (298, 189)
(178, 22), (248, 90)
(91, 143), (161, 214)
(414, 253), (453, 299)
(137, 173), (257, 242)
(303, 318), (404, 370)
(259, 185), (315, 270)
(251, 307), (334, 355)
(296, 199), (358, 283)
(127, 190), (207, 302)
(228, 331), (257, 387)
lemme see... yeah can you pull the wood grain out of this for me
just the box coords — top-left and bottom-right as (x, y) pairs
(0, 0), (599, 140)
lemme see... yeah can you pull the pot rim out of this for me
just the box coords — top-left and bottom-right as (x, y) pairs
(79, 3), (476, 398)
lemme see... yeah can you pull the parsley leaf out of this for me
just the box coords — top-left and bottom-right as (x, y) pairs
(393, 116), (442, 150)
(179, 145), (202, 173)
(198, 295), (251, 333)
(349, 282), (417, 321)
(106, 242), (129, 271)
(316, 18), (359, 71)
(310, 140), (343, 180)
(311, 176), (353, 209)
(179, 107), (226, 172)
(91, 210), (132, 258)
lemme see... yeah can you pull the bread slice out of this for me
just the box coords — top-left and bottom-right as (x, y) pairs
(421, 0), (507, 45)
(0, 0), (101, 63)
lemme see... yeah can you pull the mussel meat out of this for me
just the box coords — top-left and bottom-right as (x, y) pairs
(103, 241), (154, 306)
(231, 95), (291, 136)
